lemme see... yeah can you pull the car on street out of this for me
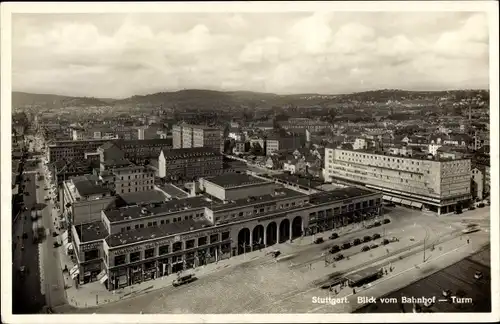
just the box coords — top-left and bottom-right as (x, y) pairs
(314, 237), (325, 244)
(18, 266), (27, 277)
(329, 245), (340, 254)
(477, 203), (485, 208)
(363, 235), (372, 243)
(329, 233), (339, 240)
(341, 242), (351, 250)
(333, 254), (344, 261)
(382, 239), (390, 245)
(455, 209), (463, 214)
(469, 206), (476, 210)
(474, 271), (483, 280)
(374, 221), (382, 227)
(353, 238), (361, 246)
(361, 246), (370, 252)
(22, 232), (28, 239)
(462, 226), (479, 234)
(370, 243), (379, 249)
(172, 274), (197, 287)
(372, 233), (381, 240)
(365, 223), (374, 229)
(383, 219), (391, 224)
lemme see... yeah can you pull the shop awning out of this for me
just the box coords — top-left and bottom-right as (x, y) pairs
(411, 202), (423, 208)
(401, 199), (412, 206)
(70, 267), (80, 279)
(392, 198), (402, 203)
(62, 230), (69, 244)
(96, 269), (106, 281)
(99, 274), (108, 284)
(64, 242), (72, 250)
(382, 195), (392, 201)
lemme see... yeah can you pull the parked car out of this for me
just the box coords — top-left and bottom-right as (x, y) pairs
(22, 232), (28, 239)
(333, 254), (344, 261)
(474, 271), (483, 280)
(341, 242), (351, 250)
(329, 233), (339, 240)
(329, 245), (340, 254)
(314, 237), (325, 244)
(462, 226), (479, 234)
(374, 221), (382, 227)
(477, 203), (485, 208)
(382, 239), (390, 245)
(370, 243), (379, 249)
(361, 246), (370, 252)
(365, 223), (374, 229)
(172, 274), (197, 287)
(363, 235), (372, 243)
(383, 219), (391, 224)
(455, 209), (463, 214)
(353, 238), (361, 246)
(372, 233), (381, 240)
(469, 206), (476, 211)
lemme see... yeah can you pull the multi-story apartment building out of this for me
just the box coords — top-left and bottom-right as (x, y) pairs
(48, 139), (111, 163)
(68, 173), (381, 289)
(157, 147), (223, 180)
(279, 118), (332, 133)
(265, 135), (306, 156)
(98, 139), (173, 165)
(172, 124), (223, 152)
(105, 165), (156, 195)
(60, 175), (115, 226)
(323, 148), (471, 214)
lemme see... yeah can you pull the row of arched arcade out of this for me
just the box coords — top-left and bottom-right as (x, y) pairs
(236, 216), (303, 255)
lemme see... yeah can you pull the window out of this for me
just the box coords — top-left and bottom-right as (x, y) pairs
(185, 216), (188, 220)
(222, 231), (230, 241)
(160, 220), (165, 225)
(173, 242), (182, 252)
(166, 219), (170, 224)
(185, 239), (195, 249)
(210, 234), (219, 244)
(126, 226), (131, 231)
(135, 224), (139, 229)
(145, 248), (155, 259)
(159, 245), (169, 255)
(198, 236), (207, 246)
(238, 212), (243, 217)
(84, 249), (99, 261)
(130, 251), (141, 263)
(114, 255), (126, 266)
(147, 222), (152, 227)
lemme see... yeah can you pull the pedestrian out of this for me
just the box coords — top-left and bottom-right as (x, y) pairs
(467, 238), (470, 244)
(353, 288), (356, 295)
(309, 263), (312, 270)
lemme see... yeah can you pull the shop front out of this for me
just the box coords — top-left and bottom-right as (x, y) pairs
(220, 243), (231, 260)
(82, 261), (102, 284)
(185, 252), (196, 269)
(111, 268), (128, 290)
(130, 266), (143, 285)
(157, 258), (170, 278)
(143, 261), (157, 281)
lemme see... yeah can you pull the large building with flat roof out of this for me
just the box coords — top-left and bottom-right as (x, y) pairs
(172, 124), (223, 152)
(323, 148), (472, 214)
(68, 174), (382, 290)
(200, 173), (277, 201)
(158, 147), (223, 180)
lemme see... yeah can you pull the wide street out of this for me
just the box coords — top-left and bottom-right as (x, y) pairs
(12, 172), (45, 314)
(64, 204), (489, 314)
(37, 145), (67, 309)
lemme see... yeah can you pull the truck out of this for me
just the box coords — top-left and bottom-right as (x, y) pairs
(32, 218), (45, 243)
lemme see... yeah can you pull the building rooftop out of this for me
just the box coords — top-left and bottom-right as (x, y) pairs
(105, 218), (214, 247)
(158, 184), (189, 199)
(71, 174), (111, 196)
(113, 138), (173, 148)
(331, 147), (471, 163)
(210, 187), (308, 212)
(178, 123), (221, 131)
(161, 147), (220, 160)
(268, 173), (324, 189)
(74, 221), (109, 243)
(308, 187), (376, 205)
(104, 196), (212, 223)
(116, 190), (168, 206)
(203, 173), (270, 189)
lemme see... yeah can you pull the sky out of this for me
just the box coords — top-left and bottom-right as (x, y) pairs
(11, 10), (490, 98)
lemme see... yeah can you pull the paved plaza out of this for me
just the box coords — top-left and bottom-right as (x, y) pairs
(63, 205), (490, 314)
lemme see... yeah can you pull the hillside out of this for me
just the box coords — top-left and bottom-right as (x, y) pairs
(12, 92), (110, 109)
(13, 88), (489, 110)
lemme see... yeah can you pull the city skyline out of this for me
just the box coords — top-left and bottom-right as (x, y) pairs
(12, 10), (490, 99)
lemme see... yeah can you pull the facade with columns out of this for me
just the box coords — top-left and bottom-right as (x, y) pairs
(70, 173), (382, 290)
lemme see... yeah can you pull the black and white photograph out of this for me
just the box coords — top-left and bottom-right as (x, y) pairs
(1, 1), (498, 323)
